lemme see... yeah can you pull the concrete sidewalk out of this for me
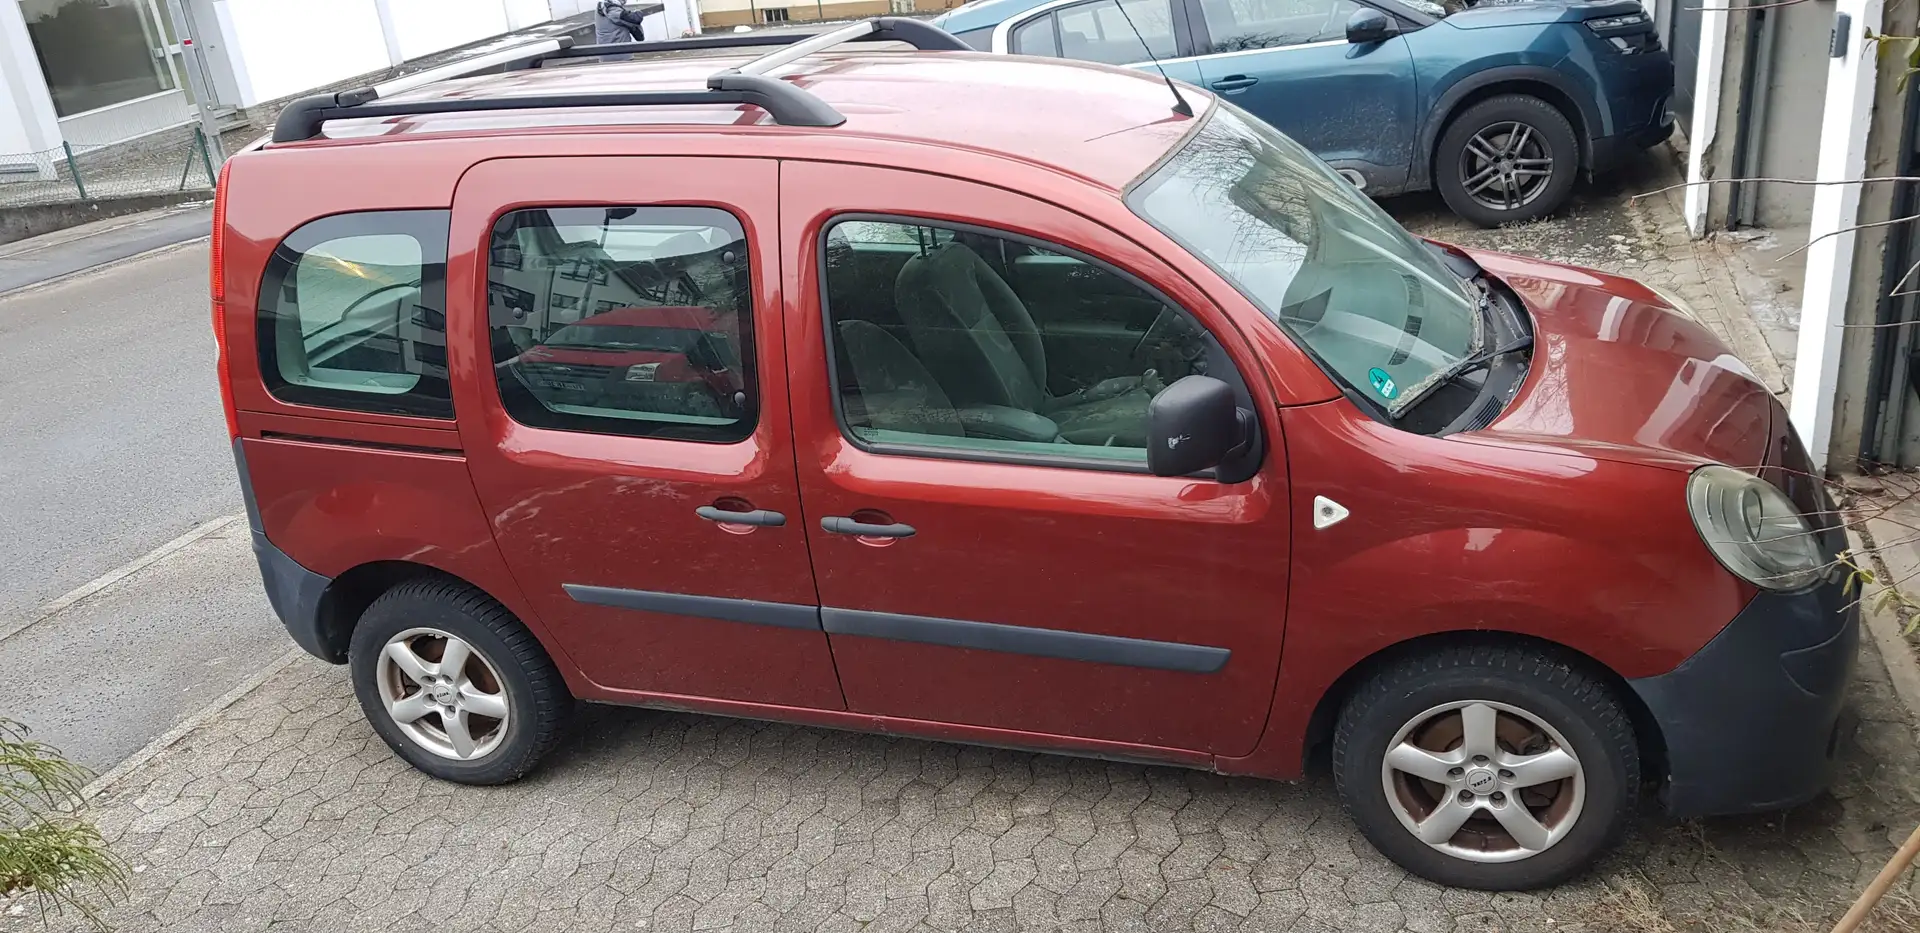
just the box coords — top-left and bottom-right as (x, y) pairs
(0, 203), (211, 297)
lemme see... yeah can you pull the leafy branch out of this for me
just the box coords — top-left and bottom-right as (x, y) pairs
(0, 719), (128, 930)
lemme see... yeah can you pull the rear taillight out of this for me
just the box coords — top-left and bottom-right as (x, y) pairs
(210, 160), (238, 439)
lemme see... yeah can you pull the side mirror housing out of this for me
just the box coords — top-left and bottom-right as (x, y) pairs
(1346, 8), (1397, 44)
(1147, 375), (1253, 478)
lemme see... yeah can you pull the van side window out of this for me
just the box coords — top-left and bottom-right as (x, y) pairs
(820, 218), (1226, 468)
(488, 207), (755, 443)
(256, 210), (451, 418)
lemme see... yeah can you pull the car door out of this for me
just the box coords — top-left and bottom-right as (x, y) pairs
(781, 161), (1291, 756)
(1188, 0), (1418, 191)
(995, 0), (1208, 89)
(447, 156), (844, 710)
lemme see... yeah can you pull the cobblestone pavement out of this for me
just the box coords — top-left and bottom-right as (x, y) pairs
(2, 617), (1916, 933)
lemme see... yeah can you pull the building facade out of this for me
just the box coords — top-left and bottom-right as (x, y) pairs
(0, 0), (585, 168)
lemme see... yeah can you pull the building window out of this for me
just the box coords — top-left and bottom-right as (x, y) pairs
(763, 7), (790, 22)
(24, 0), (180, 118)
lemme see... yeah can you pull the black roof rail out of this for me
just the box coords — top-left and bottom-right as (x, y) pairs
(270, 18), (965, 144)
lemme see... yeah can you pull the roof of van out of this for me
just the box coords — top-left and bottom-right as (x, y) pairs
(313, 50), (1211, 193)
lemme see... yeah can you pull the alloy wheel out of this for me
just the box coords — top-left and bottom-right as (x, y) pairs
(375, 627), (511, 760)
(1379, 700), (1586, 863)
(1459, 122), (1556, 213)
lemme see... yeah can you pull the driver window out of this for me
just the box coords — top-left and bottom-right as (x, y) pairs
(1202, 0), (1363, 52)
(257, 210), (451, 418)
(487, 206), (756, 443)
(821, 218), (1226, 467)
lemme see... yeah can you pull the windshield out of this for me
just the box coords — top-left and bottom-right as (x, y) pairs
(1128, 104), (1479, 415)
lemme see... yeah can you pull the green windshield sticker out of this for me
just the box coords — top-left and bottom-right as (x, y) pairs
(1368, 367), (1398, 400)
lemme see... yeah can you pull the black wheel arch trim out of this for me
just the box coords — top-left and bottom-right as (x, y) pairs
(1417, 66), (1603, 189)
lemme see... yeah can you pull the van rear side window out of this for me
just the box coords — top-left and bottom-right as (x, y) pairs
(257, 211), (452, 418)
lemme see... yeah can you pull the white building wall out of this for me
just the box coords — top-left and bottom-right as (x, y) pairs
(215, 0), (391, 105)
(386, 0), (511, 61)
(0, 0), (62, 168)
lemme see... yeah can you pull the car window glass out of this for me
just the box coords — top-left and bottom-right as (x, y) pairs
(822, 219), (1232, 467)
(1201, 0), (1361, 51)
(1010, 13), (1060, 56)
(257, 210), (451, 418)
(1015, 0), (1175, 64)
(488, 206), (755, 443)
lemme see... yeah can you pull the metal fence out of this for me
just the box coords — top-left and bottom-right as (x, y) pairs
(0, 122), (217, 209)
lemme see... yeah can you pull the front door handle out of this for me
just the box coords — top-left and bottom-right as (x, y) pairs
(821, 516), (916, 538)
(696, 505), (786, 527)
(1209, 75), (1259, 92)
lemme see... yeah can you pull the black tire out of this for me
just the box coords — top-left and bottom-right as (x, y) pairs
(348, 578), (574, 785)
(1434, 95), (1581, 227)
(1331, 643), (1638, 890)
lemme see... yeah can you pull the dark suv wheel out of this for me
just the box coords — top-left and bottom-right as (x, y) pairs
(1435, 95), (1580, 228)
(349, 578), (575, 784)
(1331, 643), (1639, 889)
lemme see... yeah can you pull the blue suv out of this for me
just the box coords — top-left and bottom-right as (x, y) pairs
(931, 0), (1673, 226)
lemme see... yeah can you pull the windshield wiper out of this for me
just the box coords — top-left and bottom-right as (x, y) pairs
(1443, 334), (1534, 386)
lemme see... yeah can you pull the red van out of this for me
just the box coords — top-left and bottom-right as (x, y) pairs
(215, 21), (1856, 891)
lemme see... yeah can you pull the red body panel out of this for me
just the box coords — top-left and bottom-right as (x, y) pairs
(219, 53), (1781, 783)
(444, 156), (845, 709)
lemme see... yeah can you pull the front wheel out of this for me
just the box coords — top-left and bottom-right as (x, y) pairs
(1332, 643), (1639, 889)
(1434, 95), (1581, 227)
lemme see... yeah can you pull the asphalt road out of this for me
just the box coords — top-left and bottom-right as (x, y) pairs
(0, 241), (279, 771)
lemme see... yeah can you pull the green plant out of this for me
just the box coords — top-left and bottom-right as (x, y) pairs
(0, 719), (128, 930)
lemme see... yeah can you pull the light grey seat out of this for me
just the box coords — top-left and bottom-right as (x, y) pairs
(894, 242), (1153, 446)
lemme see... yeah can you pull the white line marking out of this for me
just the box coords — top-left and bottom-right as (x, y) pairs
(0, 512), (247, 645)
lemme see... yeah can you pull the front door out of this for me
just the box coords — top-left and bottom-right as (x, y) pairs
(782, 162), (1292, 756)
(1188, 0), (1418, 191)
(448, 156), (843, 710)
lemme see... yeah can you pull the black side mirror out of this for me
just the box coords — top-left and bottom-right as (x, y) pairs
(1147, 375), (1252, 478)
(1346, 8), (1397, 44)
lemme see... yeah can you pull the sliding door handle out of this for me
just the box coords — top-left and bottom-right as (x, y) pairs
(821, 516), (916, 538)
(696, 506), (786, 527)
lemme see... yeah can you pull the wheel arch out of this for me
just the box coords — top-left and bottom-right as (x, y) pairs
(310, 561), (508, 664)
(1418, 69), (1600, 190)
(1298, 629), (1667, 787)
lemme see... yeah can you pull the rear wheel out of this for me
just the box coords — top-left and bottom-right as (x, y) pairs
(1435, 95), (1580, 227)
(349, 578), (574, 784)
(1332, 643), (1638, 889)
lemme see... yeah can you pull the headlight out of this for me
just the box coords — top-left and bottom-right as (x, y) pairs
(1645, 282), (1700, 323)
(1687, 465), (1825, 590)
(1586, 13), (1649, 31)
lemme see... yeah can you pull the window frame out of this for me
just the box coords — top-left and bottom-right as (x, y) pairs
(484, 204), (761, 445)
(815, 212), (1262, 478)
(1182, 0), (1425, 55)
(255, 209), (453, 419)
(992, 0), (1202, 62)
